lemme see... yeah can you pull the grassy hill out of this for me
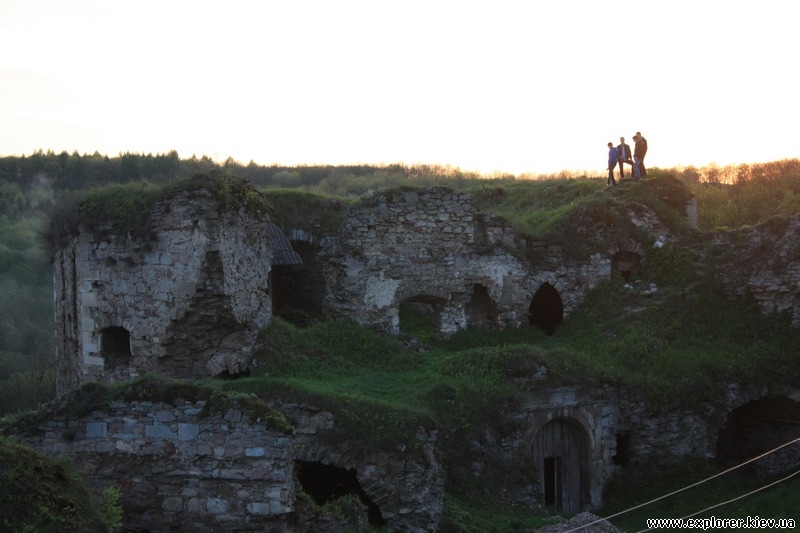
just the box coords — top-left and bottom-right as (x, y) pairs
(2, 169), (799, 531)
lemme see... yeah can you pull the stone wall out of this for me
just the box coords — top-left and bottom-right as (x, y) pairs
(319, 187), (612, 335)
(5, 397), (295, 532)
(4, 394), (445, 532)
(54, 189), (277, 395)
(713, 216), (800, 327)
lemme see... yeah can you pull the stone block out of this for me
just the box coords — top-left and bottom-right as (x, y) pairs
(145, 424), (176, 440)
(85, 422), (107, 438)
(178, 423), (199, 441)
(247, 502), (272, 516)
(206, 498), (229, 514)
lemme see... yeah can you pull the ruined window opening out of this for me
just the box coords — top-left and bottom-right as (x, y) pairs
(271, 241), (325, 327)
(465, 283), (499, 330)
(399, 296), (444, 341)
(612, 251), (642, 281)
(295, 460), (386, 527)
(613, 431), (631, 466)
(528, 283), (564, 335)
(100, 326), (131, 368)
(543, 456), (562, 508)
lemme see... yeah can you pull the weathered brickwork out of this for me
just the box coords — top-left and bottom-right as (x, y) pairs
(713, 216), (800, 326)
(53, 190), (278, 395)
(4, 396), (444, 532)
(318, 187), (612, 335)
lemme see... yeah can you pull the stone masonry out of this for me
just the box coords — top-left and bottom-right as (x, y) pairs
(4, 392), (445, 532)
(319, 187), (612, 335)
(53, 188), (290, 395)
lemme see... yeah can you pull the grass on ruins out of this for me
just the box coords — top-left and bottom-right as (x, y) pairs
(212, 268), (800, 530)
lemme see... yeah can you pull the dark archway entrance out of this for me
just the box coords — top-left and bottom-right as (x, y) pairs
(295, 460), (386, 527)
(533, 418), (589, 513)
(100, 326), (131, 368)
(271, 240), (324, 327)
(465, 284), (499, 330)
(529, 283), (563, 335)
(716, 397), (800, 475)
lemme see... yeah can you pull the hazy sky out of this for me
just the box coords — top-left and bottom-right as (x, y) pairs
(1, 1), (797, 176)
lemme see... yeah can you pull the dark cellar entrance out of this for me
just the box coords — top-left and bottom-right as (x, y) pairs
(271, 241), (326, 326)
(295, 460), (386, 526)
(716, 397), (800, 473)
(529, 283), (564, 335)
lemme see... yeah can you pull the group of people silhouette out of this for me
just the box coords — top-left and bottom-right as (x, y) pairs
(607, 132), (647, 187)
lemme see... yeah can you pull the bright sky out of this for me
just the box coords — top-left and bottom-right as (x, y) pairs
(1, 1), (797, 176)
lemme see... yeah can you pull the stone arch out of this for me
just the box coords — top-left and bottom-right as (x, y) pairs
(716, 396), (800, 476)
(611, 250), (642, 281)
(100, 326), (131, 369)
(465, 283), (499, 330)
(294, 460), (386, 527)
(532, 417), (590, 513)
(529, 283), (563, 335)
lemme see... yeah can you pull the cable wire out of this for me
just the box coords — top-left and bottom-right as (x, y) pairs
(635, 468), (800, 533)
(562, 436), (800, 533)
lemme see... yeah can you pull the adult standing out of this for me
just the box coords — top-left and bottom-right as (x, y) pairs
(607, 142), (618, 187)
(635, 131), (648, 177)
(616, 137), (633, 179)
(633, 134), (645, 181)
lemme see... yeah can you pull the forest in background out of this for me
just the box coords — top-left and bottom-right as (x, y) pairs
(1, 150), (800, 415)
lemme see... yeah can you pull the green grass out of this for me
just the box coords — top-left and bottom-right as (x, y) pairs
(0, 436), (121, 532)
(601, 459), (800, 532)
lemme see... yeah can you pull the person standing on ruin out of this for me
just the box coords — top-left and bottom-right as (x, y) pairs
(607, 142), (619, 187)
(616, 137), (633, 179)
(633, 134), (645, 181)
(635, 131), (648, 177)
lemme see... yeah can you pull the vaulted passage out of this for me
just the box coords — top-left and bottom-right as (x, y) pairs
(100, 326), (131, 368)
(529, 283), (564, 335)
(716, 397), (800, 474)
(295, 460), (386, 526)
(532, 418), (589, 513)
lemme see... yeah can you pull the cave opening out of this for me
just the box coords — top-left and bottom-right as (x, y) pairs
(716, 397), (800, 474)
(295, 460), (386, 526)
(528, 283), (564, 335)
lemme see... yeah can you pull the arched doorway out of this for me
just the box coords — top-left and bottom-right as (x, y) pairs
(532, 418), (589, 513)
(716, 397), (800, 476)
(529, 283), (563, 335)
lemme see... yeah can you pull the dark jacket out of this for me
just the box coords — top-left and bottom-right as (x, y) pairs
(617, 143), (632, 162)
(634, 137), (647, 158)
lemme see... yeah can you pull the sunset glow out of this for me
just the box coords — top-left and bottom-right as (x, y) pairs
(1, 0), (797, 176)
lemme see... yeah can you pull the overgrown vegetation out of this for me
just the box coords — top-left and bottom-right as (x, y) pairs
(46, 172), (272, 247)
(0, 436), (122, 532)
(2, 152), (800, 529)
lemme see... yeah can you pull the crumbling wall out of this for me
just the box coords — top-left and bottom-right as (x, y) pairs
(4, 393), (446, 533)
(320, 187), (611, 335)
(713, 215), (800, 326)
(53, 189), (275, 395)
